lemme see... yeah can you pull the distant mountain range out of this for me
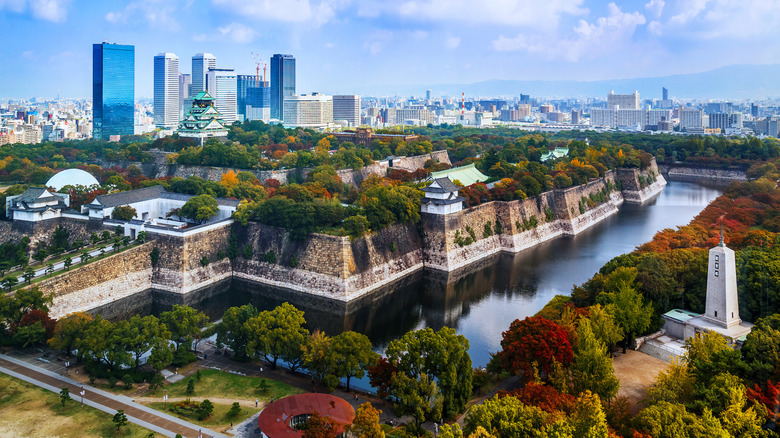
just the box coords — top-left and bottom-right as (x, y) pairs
(352, 64), (780, 100)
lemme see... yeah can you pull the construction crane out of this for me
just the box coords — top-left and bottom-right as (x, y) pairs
(251, 52), (267, 87)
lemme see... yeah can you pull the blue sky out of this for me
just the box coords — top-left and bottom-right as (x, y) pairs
(2, 0), (780, 99)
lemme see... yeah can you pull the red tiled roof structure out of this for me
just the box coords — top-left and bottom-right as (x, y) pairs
(257, 394), (356, 438)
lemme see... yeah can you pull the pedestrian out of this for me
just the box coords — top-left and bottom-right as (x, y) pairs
(204, 353), (207, 360)
(255, 398), (258, 407)
(271, 396), (274, 403)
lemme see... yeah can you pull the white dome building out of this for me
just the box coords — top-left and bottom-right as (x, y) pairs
(45, 169), (100, 191)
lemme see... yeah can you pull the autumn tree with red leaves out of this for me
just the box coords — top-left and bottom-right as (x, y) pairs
(492, 316), (573, 381)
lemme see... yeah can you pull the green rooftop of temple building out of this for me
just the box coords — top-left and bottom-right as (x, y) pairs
(429, 163), (489, 187)
(541, 146), (569, 162)
(177, 91), (229, 143)
(662, 309), (700, 322)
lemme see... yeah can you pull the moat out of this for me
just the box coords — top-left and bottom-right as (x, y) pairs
(97, 179), (723, 368)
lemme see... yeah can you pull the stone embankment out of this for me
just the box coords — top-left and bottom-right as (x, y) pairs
(657, 164), (748, 182)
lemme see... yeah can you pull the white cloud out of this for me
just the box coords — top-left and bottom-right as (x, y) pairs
(363, 29), (393, 55)
(663, 0), (780, 40)
(668, 0), (708, 25)
(358, 0), (587, 28)
(104, 0), (181, 30)
(647, 20), (662, 35)
(0, 0), (71, 22)
(324, 42), (335, 49)
(21, 50), (34, 59)
(48, 50), (73, 63)
(492, 3), (646, 62)
(445, 34), (460, 50)
(217, 22), (257, 43)
(212, 0), (349, 26)
(0, 0), (25, 13)
(644, 0), (665, 17)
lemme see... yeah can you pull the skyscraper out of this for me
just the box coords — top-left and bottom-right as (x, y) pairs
(179, 73), (191, 117)
(206, 68), (237, 124)
(662, 87), (668, 101)
(270, 54), (296, 121)
(154, 52), (179, 128)
(191, 52), (216, 96)
(93, 42), (134, 140)
(237, 74), (258, 122)
(606, 90), (639, 110)
(333, 95), (360, 127)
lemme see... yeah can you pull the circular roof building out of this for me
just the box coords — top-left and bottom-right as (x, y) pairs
(46, 169), (100, 191)
(257, 394), (356, 438)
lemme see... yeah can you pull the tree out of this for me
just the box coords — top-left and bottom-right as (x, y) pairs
(179, 194), (219, 223)
(197, 399), (214, 420)
(113, 410), (128, 430)
(59, 387), (70, 406)
(385, 327), (472, 418)
(124, 315), (171, 371)
(227, 401), (242, 419)
(367, 357), (397, 399)
(646, 358), (694, 406)
(2, 275), (18, 291)
(63, 257), (72, 271)
(33, 247), (48, 264)
(570, 391), (609, 438)
(48, 312), (93, 356)
(302, 330), (338, 390)
(303, 412), (341, 438)
(464, 395), (548, 437)
(635, 402), (729, 438)
(23, 267), (35, 285)
(586, 304), (623, 351)
(493, 316), (573, 381)
(159, 305), (209, 349)
(597, 268), (653, 352)
(186, 378), (195, 395)
(111, 205), (137, 221)
(245, 303), (309, 370)
(13, 321), (46, 348)
(741, 314), (780, 384)
(81, 250), (91, 264)
(391, 373), (442, 434)
(332, 331), (379, 392)
(216, 304), (259, 361)
(348, 402), (385, 438)
(571, 319), (620, 401)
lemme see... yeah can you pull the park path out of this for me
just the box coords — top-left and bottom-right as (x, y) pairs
(0, 354), (227, 438)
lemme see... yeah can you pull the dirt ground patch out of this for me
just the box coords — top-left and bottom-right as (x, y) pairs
(612, 349), (670, 414)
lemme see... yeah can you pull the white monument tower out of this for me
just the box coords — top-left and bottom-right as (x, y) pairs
(702, 226), (742, 328)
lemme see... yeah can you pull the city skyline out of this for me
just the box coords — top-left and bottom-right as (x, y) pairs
(3, 0), (780, 99)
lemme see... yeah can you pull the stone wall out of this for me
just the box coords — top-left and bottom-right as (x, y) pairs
(421, 168), (662, 272)
(0, 216), (98, 255)
(658, 164), (748, 182)
(30, 242), (155, 318)
(233, 222), (424, 301)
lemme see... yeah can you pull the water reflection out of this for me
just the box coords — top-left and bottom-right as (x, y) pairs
(97, 180), (723, 367)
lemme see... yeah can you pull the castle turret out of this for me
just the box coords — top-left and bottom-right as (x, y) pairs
(421, 177), (464, 215)
(702, 228), (741, 328)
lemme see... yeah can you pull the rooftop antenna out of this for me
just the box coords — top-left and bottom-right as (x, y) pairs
(719, 223), (725, 247)
(251, 52), (263, 87)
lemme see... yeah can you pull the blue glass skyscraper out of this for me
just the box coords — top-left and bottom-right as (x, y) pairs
(93, 42), (134, 140)
(270, 54), (295, 121)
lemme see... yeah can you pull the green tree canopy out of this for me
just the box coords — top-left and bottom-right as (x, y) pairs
(179, 194), (219, 223)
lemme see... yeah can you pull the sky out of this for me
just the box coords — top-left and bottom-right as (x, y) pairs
(3, 0), (780, 99)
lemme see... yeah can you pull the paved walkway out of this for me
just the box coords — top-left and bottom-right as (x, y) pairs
(0, 354), (226, 438)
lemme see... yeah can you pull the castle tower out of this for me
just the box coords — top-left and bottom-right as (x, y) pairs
(702, 228), (742, 328)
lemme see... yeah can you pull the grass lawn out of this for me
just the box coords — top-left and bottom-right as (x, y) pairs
(151, 369), (303, 401)
(146, 401), (259, 429)
(0, 372), (159, 438)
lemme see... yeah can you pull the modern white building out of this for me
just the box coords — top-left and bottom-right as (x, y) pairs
(607, 90), (639, 109)
(5, 187), (70, 222)
(421, 177), (464, 215)
(679, 108), (704, 131)
(283, 93), (333, 129)
(154, 53), (180, 128)
(590, 108), (616, 128)
(191, 52), (216, 97)
(616, 109), (645, 129)
(206, 68), (238, 125)
(333, 95), (361, 127)
(647, 109), (673, 128)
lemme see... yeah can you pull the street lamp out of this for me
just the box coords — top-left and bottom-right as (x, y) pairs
(164, 389), (168, 411)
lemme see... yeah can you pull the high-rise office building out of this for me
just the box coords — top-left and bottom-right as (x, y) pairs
(206, 68), (237, 124)
(179, 73), (191, 118)
(237, 74), (261, 122)
(662, 87), (668, 101)
(246, 85), (271, 122)
(270, 54), (296, 121)
(283, 94), (332, 128)
(607, 90), (639, 110)
(153, 52), (179, 128)
(93, 42), (134, 140)
(191, 52), (216, 96)
(333, 95), (360, 127)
